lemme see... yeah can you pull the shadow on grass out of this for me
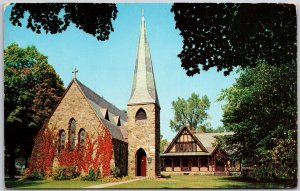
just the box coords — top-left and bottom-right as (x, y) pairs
(5, 178), (46, 188)
(216, 176), (296, 189)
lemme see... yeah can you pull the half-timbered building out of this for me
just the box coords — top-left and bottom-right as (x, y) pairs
(160, 126), (241, 175)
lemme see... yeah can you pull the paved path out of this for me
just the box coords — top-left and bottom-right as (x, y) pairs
(84, 177), (146, 188)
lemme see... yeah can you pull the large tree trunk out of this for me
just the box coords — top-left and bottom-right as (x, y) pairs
(7, 149), (16, 179)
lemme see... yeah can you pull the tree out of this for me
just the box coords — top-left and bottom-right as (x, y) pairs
(170, 93), (210, 132)
(9, 4), (296, 77)
(160, 135), (168, 153)
(218, 60), (297, 183)
(206, 126), (225, 133)
(171, 4), (296, 76)
(4, 43), (65, 178)
(9, 3), (118, 41)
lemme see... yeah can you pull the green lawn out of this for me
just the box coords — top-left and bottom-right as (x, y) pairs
(5, 175), (294, 189)
(5, 178), (103, 189)
(108, 175), (293, 189)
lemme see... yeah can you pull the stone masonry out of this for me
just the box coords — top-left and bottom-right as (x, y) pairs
(127, 104), (160, 178)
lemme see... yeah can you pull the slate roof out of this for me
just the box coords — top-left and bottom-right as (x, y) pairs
(75, 79), (127, 142)
(128, 15), (159, 107)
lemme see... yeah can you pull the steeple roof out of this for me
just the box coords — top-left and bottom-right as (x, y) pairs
(128, 12), (159, 107)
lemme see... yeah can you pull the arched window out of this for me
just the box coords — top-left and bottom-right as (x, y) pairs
(78, 128), (86, 151)
(58, 130), (66, 153)
(69, 118), (76, 151)
(135, 108), (147, 121)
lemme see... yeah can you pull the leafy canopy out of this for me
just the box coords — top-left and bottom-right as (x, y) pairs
(171, 3), (296, 76)
(160, 135), (168, 153)
(4, 43), (65, 178)
(170, 93), (210, 132)
(218, 60), (297, 182)
(10, 3), (118, 41)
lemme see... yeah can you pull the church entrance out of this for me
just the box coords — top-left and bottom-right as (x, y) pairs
(136, 148), (146, 176)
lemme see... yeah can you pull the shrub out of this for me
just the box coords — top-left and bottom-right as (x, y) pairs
(161, 174), (171, 178)
(81, 168), (98, 181)
(26, 169), (44, 180)
(110, 166), (121, 178)
(96, 168), (102, 179)
(53, 166), (79, 180)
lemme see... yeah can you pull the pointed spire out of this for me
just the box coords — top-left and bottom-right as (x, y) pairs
(128, 11), (159, 107)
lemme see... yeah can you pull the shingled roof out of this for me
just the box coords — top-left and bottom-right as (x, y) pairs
(75, 79), (127, 142)
(195, 132), (234, 148)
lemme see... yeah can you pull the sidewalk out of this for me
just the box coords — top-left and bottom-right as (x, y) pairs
(84, 177), (146, 188)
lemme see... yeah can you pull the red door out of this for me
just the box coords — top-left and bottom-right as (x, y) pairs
(141, 155), (146, 176)
(136, 148), (147, 176)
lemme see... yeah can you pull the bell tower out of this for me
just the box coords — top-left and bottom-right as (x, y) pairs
(127, 11), (160, 178)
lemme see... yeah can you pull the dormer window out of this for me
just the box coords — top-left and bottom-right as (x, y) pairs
(105, 111), (109, 120)
(113, 116), (121, 126)
(117, 119), (121, 126)
(100, 108), (109, 121)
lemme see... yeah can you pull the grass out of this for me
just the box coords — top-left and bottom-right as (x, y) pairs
(107, 175), (294, 189)
(5, 176), (131, 189)
(5, 175), (295, 189)
(5, 178), (103, 188)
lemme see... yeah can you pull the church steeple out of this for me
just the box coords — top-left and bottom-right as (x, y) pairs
(128, 12), (159, 107)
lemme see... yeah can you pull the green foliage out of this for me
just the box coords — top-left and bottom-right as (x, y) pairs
(26, 169), (44, 180)
(170, 93), (210, 132)
(206, 126), (225, 133)
(10, 3), (118, 41)
(160, 134), (168, 153)
(218, 60), (297, 182)
(81, 168), (98, 181)
(171, 4), (296, 76)
(53, 166), (79, 180)
(96, 168), (102, 179)
(4, 43), (65, 178)
(161, 174), (171, 178)
(110, 166), (121, 178)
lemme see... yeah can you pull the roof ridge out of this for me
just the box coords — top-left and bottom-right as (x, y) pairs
(196, 132), (234, 134)
(75, 79), (127, 121)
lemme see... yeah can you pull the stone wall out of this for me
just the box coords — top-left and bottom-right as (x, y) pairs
(127, 103), (160, 178)
(48, 82), (105, 141)
(48, 81), (118, 174)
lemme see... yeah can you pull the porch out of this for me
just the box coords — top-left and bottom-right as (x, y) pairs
(161, 156), (226, 173)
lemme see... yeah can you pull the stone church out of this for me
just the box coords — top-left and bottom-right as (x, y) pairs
(42, 14), (160, 178)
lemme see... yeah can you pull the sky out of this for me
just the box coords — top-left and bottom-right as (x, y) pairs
(4, 3), (239, 141)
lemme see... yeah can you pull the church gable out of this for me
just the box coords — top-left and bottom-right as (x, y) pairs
(164, 126), (208, 153)
(48, 80), (106, 139)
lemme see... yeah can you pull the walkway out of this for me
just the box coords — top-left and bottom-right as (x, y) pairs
(84, 177), (146, 188)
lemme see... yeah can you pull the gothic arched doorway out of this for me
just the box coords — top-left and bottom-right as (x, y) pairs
(136, 148), (146, 176)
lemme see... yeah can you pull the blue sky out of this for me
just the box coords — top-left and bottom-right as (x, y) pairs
(4, 3), (239, 141)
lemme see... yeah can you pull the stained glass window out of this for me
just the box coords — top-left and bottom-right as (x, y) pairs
(69, 119), (76, 151)
(78, 128), (85, 150)
(58, 130), (66, 153)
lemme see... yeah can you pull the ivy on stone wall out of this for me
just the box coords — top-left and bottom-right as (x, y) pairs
(28, 125), (113, 176)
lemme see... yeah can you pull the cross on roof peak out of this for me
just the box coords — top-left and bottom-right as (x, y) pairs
(72, 67), (78, 79)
